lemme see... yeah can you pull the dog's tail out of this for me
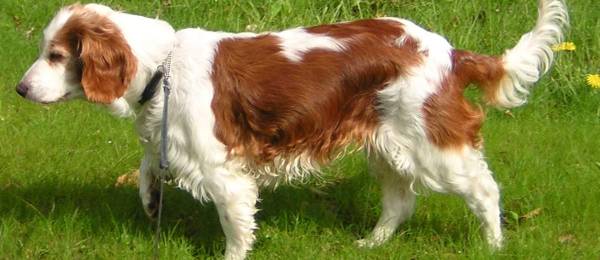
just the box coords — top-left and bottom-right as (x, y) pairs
(452, 0), (568, 108)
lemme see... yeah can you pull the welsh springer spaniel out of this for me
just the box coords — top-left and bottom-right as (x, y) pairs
(17, 1), (568, 259)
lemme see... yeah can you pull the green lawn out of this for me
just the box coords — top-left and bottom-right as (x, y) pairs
(1, 0), (599, 259)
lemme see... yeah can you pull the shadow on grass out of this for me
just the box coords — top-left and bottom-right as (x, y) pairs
(0, 178), (219, 257)
(0, 171), (482, 257)
(0, 171), (382, 257)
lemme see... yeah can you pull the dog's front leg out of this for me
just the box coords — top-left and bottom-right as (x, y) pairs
(204, 166), (259, 260)
(139, 154), (160, 219)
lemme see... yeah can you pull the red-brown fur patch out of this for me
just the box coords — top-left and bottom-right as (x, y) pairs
(423, 50), (505, 149)
(52, 5), (137, 103)
(211, 19), (421, 164)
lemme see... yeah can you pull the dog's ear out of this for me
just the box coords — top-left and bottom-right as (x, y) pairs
(66, 10), (137, 103)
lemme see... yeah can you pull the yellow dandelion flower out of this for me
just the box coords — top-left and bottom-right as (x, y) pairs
(587, 74), (600, 89)
(552, 42), (576, 52)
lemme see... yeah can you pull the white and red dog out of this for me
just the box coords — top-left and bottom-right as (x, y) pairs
(17, 1), (568, 259)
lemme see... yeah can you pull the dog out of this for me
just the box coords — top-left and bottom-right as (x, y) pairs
(16, 1), (568, 259)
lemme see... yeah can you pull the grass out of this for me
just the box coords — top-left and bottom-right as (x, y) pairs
(1, 0), (599, 258)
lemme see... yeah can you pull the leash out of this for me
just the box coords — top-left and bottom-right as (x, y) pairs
(153, 52), (173, 260)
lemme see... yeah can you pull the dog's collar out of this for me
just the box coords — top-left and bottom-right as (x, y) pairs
(138, 70), (163, 105)
(138, 52), (173, 105)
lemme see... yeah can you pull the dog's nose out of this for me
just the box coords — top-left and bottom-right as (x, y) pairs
(16, 82), (29, 97)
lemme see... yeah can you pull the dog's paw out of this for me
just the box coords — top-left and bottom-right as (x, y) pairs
(143, 189), (161, 220)
(487, 236), (504, 251)
(355, 238), (383, 249)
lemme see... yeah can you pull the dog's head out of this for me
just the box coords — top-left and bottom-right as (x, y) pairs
(16, 4), (138, 105)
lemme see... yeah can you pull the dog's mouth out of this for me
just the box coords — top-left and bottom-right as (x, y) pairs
(38, 92), (71, 105)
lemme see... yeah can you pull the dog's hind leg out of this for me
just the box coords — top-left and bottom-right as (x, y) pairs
(428, 147), (503, 249)
(356, 153), (416, 248)
(203, 166), (259, 260)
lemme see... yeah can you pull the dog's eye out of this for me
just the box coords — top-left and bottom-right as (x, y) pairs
(48, 52), (64, 62)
